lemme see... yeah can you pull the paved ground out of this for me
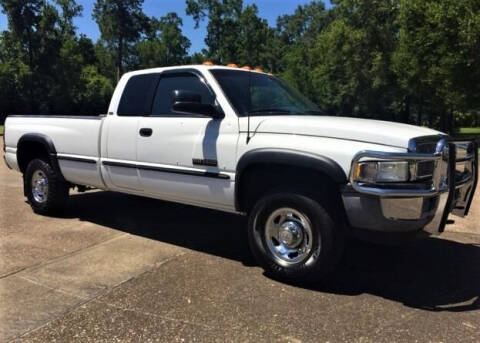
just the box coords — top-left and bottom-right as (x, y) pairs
(1, 142), (479, 342)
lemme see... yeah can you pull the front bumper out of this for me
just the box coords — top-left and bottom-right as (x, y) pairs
(342, 138), (478, 238)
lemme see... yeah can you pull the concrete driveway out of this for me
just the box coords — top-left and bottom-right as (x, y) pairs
(1, 141), (479, 342)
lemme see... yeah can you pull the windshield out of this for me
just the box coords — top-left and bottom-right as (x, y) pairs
(210, 69), (322, 116)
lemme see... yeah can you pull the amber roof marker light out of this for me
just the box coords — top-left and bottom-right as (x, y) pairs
(203, 61), (214, 66)
(241, 65), (252, 70)
(227, 63), (239, 68)
(254, 67), (263, 72)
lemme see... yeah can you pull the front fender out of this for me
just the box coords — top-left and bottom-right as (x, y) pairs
(234, 148), (348, 211)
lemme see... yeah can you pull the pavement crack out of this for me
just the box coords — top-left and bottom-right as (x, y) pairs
(15, 274), (88, 300)
(101, 302), (214, 330)
(11, 251), (188, 342)
(0, 233), (127, 280)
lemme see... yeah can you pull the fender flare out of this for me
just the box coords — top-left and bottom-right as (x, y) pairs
(234, 148), (348, 211)
(17, 133), (65, 181)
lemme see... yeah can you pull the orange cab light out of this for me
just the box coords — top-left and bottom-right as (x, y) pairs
(203, 61), (214, 66)
(241, 65), (252, 70)
(254, 67), (263, 72)
(227, 63), (239, 68)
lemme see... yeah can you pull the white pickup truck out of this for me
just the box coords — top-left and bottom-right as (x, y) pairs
(3, 65), (478, 282)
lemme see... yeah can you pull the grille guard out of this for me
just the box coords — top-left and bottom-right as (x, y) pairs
(349, 139), (478, 234)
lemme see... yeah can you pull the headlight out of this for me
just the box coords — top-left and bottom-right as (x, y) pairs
(353, 161), (410, 183)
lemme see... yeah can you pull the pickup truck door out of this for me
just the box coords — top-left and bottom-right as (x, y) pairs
(102, 73), (160, 192)
(136, 69), (237, 210)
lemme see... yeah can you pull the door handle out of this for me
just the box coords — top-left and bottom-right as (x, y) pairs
(139, 128), (153, 137)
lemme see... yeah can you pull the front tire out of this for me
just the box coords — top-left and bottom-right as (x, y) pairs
(248, 192), (344, 283)
(25, 158), (69, 215)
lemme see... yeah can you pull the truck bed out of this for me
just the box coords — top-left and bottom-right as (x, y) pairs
(4, 115), (106, 188)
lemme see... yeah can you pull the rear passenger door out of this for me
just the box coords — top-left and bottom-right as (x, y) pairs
(102, 73), (160, 192)
(136, 69), (237, 208)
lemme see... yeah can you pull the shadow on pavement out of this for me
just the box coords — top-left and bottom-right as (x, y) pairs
(64, 191), (479, 313)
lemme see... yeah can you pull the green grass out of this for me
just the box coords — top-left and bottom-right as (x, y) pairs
(455, 127), (480, 153)
(0, 125), (3, 135)
(459, 127), (480, 135)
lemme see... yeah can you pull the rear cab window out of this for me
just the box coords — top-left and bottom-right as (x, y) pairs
(118, 73), (160, 116)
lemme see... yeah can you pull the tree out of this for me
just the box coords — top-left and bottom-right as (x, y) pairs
(393, 0), (480, 132)
(277, 1), (330, 45)
(93, 0), (148, 81)
(276, 1), (332, 107)
(296, 0), (401, 119)
(55, 0), (82, 36)
(0, 0), (115, 115)
(186, 0), (276, 68)
(186, 0), (243, 64)
(0, 0), (43, 68)
(136, 13), (191, 68)
(237, 4), (272, 67)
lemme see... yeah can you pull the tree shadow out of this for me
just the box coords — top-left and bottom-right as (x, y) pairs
(64, 190), (480, 312)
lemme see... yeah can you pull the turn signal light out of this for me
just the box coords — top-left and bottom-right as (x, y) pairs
(203, 61), (214, 66)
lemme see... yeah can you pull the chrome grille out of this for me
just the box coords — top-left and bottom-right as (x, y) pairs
(416, 160), (435, 179)
(416, 142), (437, 154)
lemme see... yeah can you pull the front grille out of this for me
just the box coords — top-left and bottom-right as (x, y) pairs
(416, 142), (437, 154)
(416, 160), (435, 179)
(409, 135), (445, 154)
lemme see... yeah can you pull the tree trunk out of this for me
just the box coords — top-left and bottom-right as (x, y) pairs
(440, 109), (447, 132)
(417, 99), (423, 126)
(401, 96), (410, 123)
(117, 36), (123, 82)
(446, 109), (454, 135)
(25, 27), (35, 112)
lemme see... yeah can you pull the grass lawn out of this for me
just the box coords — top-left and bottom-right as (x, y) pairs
(459, 127), (480, 135)
(455, 127), (480, 153)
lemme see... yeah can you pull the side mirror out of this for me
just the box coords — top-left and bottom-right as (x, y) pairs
(171, 90), (224, 119)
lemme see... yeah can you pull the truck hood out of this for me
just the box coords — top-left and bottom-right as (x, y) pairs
(243, 115), (444, 149)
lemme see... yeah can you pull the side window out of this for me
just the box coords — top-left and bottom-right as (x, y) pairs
(151, 73), (214, 116)
(118, 74), (160, 116)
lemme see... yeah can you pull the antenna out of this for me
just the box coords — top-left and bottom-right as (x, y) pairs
(246, 71), (252, 144)
(247, 112), (251, 143)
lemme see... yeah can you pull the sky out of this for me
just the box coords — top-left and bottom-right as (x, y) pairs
(0, 0), (331, 53)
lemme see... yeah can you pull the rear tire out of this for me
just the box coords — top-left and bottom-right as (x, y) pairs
(248, 192), (344, 283)
(25, 158), (69, 215)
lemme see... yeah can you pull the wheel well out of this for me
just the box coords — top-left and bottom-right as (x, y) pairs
(236, 163), (346, 215)
(17, 141), (51, 174)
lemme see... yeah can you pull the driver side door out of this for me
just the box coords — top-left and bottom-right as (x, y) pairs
(136, 69), (237, 209)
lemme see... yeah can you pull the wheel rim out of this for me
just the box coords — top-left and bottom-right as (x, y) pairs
(264, 207), (314, 265)
(31, 170), (49, 203)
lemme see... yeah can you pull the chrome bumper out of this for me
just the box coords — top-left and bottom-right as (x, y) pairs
(347, 139), (478, 235)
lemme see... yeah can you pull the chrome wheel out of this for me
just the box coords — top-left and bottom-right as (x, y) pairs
(31, 170), (49, 203)
(264, 208), (314, 265)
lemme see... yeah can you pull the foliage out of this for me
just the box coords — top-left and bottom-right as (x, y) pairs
(93, 0), (148, 80)
(393, 0), (480, 132)
(186, 0), (273, 67)
(1, 0), (480, 132)
(136, 12), (191, 68)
